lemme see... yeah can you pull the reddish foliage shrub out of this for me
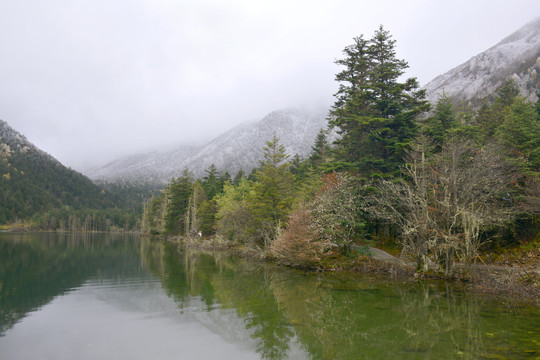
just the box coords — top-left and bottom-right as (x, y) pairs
(271, 208), (331, 268)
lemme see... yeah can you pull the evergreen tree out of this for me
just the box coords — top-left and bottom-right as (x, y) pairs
(309, 129), (331, 168)
(496, 96), (540, 174)
(289, 154), (310, 182)
(202, 164), (222, 199)
(251, 134), (295, 246)
(425, 92), (458, 147)
(328, 26), (429, 177)
(164, 168), (193, 234)
(219, 171), (231, 187)
(535, 92), (540, 118)
(476, 80), (520, 140)
(198, 199), (217, 236)
(232, 169), (245, 186)
(141, 192), (167, 235)
(184, 181), (207, 236)
(494, 79), (520, 107)
(247, 167), (258, 182)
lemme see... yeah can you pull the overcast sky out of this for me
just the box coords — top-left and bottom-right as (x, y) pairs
(1, 0), (539, 170)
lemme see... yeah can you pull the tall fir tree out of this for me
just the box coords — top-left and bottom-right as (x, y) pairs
(202, 164), (222, 199)
(184, 181), (207, 236)
(476, 79), (521, 140)
(329, 26), (429, 177)
(425, 92), (458, 148)
(198, 199), (217, 236)
(251, 134), (295, 246)
(232, 168), (245, 186)
(496, 96), (540, 174)
(164, 168), (194, 234)
(309, 129), (331, 168)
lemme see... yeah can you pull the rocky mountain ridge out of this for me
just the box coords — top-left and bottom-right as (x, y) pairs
(424, 17), (540, 107)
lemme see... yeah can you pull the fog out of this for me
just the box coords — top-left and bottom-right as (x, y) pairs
(0, 0), (539, 170)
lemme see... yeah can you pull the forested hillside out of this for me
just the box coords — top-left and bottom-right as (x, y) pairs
(0, 120), (142, 229)
(142, 26), (540, 275)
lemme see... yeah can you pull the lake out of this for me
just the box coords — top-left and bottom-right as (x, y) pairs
(0, 232), (538, 359)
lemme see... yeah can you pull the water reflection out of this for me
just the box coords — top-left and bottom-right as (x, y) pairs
(140, 238), (540, 360)
(140, 240), (298, 359)
(0, 233), (538, 359)
(0, 232), (143, 336)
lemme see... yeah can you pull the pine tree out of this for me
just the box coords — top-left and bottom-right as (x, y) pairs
(164, 168), (193, 234)
(329, 26), (429, 177)
(202, 164), (222, 199)
(220, 171), (231, 186)
(494, 79), (520, 107)
(535, 92), (540, 118)
(184, 181), (207, 236)
(476, 80), (520, 140)
(198, 199), (217, 236)
(309, 129), (330, 168)
(425, 92), (458, 148)
(496, 96), (540, 174)
(232, 169), (245, 186)
(251, 134), (295, 247)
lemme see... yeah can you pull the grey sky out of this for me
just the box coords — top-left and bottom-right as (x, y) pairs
(0, 0), (539, 170)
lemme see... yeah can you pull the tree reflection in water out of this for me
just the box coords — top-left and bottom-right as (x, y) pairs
(141, 238), (540, 360)
(0, 232), (142, 336)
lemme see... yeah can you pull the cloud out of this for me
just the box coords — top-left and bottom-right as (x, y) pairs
(0, 0), (539, 169)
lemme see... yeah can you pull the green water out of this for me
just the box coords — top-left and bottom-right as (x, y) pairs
(0, 233), (538, 359)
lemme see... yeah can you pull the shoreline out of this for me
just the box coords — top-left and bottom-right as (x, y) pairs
(168, 235), (540, 305)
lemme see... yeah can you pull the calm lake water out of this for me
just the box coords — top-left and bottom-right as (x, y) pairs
(0, 232), (538, 359)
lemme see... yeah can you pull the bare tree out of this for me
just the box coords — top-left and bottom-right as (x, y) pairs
(310, 173), (366, 254)
(372, 135), (514, 275)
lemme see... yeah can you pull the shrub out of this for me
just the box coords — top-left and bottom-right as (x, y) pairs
(271, 208), (331, 268)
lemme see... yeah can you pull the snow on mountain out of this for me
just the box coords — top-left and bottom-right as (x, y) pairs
(86, 145), (201, 185)
(85, 108), (329, 184)
(0, 119), (56, 163)
(88, 18), (540, 185)
(424, 17), (540, 107)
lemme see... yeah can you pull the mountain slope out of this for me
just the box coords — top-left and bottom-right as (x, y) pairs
(0, 119), (115, 222)
(86, 108), (329, 184)
(424, 17), (540, 107)
(87, 145), (202, 185)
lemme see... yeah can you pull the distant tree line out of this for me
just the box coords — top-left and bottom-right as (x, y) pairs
(36, 207), (142, 232)
(142, 26), (539, 275)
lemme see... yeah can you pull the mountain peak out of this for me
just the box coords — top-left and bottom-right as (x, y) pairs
(424, 17), (540, 107)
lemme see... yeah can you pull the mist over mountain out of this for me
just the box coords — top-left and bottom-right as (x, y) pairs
(86, 17), (540, 186)
(85, 108), (329, 184)
(424, 17), (540, 107)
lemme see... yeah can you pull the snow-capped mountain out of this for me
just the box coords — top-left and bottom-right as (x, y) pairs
(424, 17), (540, 107)
(85, 108), (329, 184)
(86, 145), (202, 185)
